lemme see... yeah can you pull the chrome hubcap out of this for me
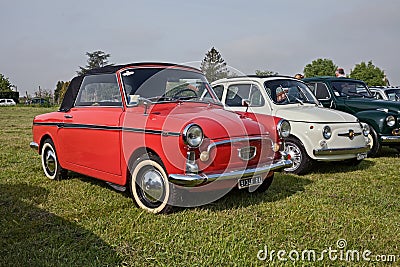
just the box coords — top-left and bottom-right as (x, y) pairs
(140, 168), (165, 203)
(45, 150), (56, 175)
(285, 143), (302, 171)
(367, 133), (374, 149)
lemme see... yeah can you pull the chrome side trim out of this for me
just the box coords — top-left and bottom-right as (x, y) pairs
(30, 142), (39, 151)
(168, 159), (293, 187)
(313, 145), (370, 156)
(32, 122), (181, 136)
(381, 136), (400, 143)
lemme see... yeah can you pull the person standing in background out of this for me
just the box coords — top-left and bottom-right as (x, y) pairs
(335, 68), (346, 77)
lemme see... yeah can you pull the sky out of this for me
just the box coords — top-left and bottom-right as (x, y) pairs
(1, 0), (399, 96)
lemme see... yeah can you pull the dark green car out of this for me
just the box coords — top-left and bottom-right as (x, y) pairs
(303, 76), (400, 156)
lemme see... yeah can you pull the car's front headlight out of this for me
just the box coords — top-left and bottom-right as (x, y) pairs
(277, 119), (291, 138)
(362, 123), (370, 137)
(386, 115), (396, 127)
(183, 124), (204, 148)
(322, 126), (332, 139)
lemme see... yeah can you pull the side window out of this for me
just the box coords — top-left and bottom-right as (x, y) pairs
(248, 84), (265, 107)
(377, 93), (383, 99)
(315, 83), (331, 99)
(212, 85), (224, 100)
(306, 83), (315, 93)
(226, 84), (264, 107)
(75, 74), (122, 107)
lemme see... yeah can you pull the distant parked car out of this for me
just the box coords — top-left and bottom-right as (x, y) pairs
(211, 76), (370, 174)
(304, 76), (400, 156)
(30, 62), (292, 213)
(0, 98), (16, 106)
(28, 98), (50, 105)
(369, 86), (400, 101)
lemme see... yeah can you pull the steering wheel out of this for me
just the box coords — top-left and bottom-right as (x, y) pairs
(172, 88), (198, 98)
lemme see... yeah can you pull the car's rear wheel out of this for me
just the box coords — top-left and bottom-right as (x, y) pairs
(284, 136), (312, 175)
(366, 125), (381, 157)
(129, 153), (177, 214)
(41, 138), (67, 180)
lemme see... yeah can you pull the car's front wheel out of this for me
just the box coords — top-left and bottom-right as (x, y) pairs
(252, 174), (274, 193)
(129, 153), (177, 214)
(41, 138), (67, 180)
(366, 125), (381, 157)
(284, 136), (312, 175)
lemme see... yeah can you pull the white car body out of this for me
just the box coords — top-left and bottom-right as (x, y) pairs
(0, 99), (16, 106)
(369, 87), (400, 101)
(211, 76), (370, 174)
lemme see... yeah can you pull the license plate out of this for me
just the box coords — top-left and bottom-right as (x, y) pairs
(357, 152), (367, 160)
(238, 176), (262, 189)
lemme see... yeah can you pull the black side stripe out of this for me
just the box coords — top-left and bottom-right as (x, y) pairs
(33, 122), (181, 136)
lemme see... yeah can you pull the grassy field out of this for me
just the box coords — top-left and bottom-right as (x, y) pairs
(1, 106), (399, 266)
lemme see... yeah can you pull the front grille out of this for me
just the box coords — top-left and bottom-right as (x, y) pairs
(238, 146), (257, 161)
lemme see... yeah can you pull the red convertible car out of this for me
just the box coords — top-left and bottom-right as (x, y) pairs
(30, 63), (292, 213)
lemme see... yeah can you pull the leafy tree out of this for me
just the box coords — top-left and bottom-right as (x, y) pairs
(303, 58), (337, 78)
(77, 50), (111, 75)
(54, 81), (70, 104)
(34, 87), (52, 99)
(255, 70), (278, 76)
(200, 47), (229, 82)
(349, 61), (386, 86)
(0, 74), (13, 92)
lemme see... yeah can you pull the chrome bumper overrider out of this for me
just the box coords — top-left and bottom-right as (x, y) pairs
(381, 136), (400, 143)
(168, 158), (293, 187)
(313, 145), (370, 156)
(30, 142), (39, 151)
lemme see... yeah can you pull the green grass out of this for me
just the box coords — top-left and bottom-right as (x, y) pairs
(1, 106), (400, 266)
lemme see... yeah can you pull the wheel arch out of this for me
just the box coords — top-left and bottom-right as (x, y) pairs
(355, 110), (387, 134)
(126, 147), (164, 185)
(39, 134), (53, 155)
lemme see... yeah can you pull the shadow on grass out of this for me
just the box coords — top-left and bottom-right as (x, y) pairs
(378, 147), (400, 158)
(0, 183), (122, 267)
(66, 172), (312, 213)
(308, 159), (376, 175)
(187, 173), (313, 212)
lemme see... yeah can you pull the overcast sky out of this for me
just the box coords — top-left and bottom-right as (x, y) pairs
(1, 0), (399, 95)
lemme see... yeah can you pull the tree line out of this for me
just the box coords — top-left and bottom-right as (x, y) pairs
(0, 48), (391, 105)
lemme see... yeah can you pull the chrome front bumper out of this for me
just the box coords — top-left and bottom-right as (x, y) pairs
(168, 158), (292, 187)
(30, 142), (39, 151)
(381, 136), (400, 143)
(313, 145), (370, 156)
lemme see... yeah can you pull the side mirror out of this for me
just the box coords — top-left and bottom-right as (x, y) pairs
(242, 99), (250, 112)
(138, 97), (152, 115)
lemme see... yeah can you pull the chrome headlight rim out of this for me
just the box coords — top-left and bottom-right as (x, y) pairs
(362, 123), (370, 137)
(183, 123), (204, 148)
(322, 125), (332, 140)
(386, 115), (396, 127)
(277, 119), (291, 138)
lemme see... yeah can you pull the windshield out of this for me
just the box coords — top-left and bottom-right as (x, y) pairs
(331, 81), (372, 98)
(120, 67), (220, 105)
(264, 79), (319, 105)
(385, 89), (400, 101)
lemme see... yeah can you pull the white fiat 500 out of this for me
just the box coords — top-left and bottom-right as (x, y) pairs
(211, 76), (370, 174)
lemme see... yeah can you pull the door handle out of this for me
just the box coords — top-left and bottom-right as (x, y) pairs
(64, 114), (73, 119)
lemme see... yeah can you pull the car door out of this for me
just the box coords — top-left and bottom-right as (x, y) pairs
(221, 83), (267, 114)
(58, 73), (124, 176)
(308, 82), (334, 108)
